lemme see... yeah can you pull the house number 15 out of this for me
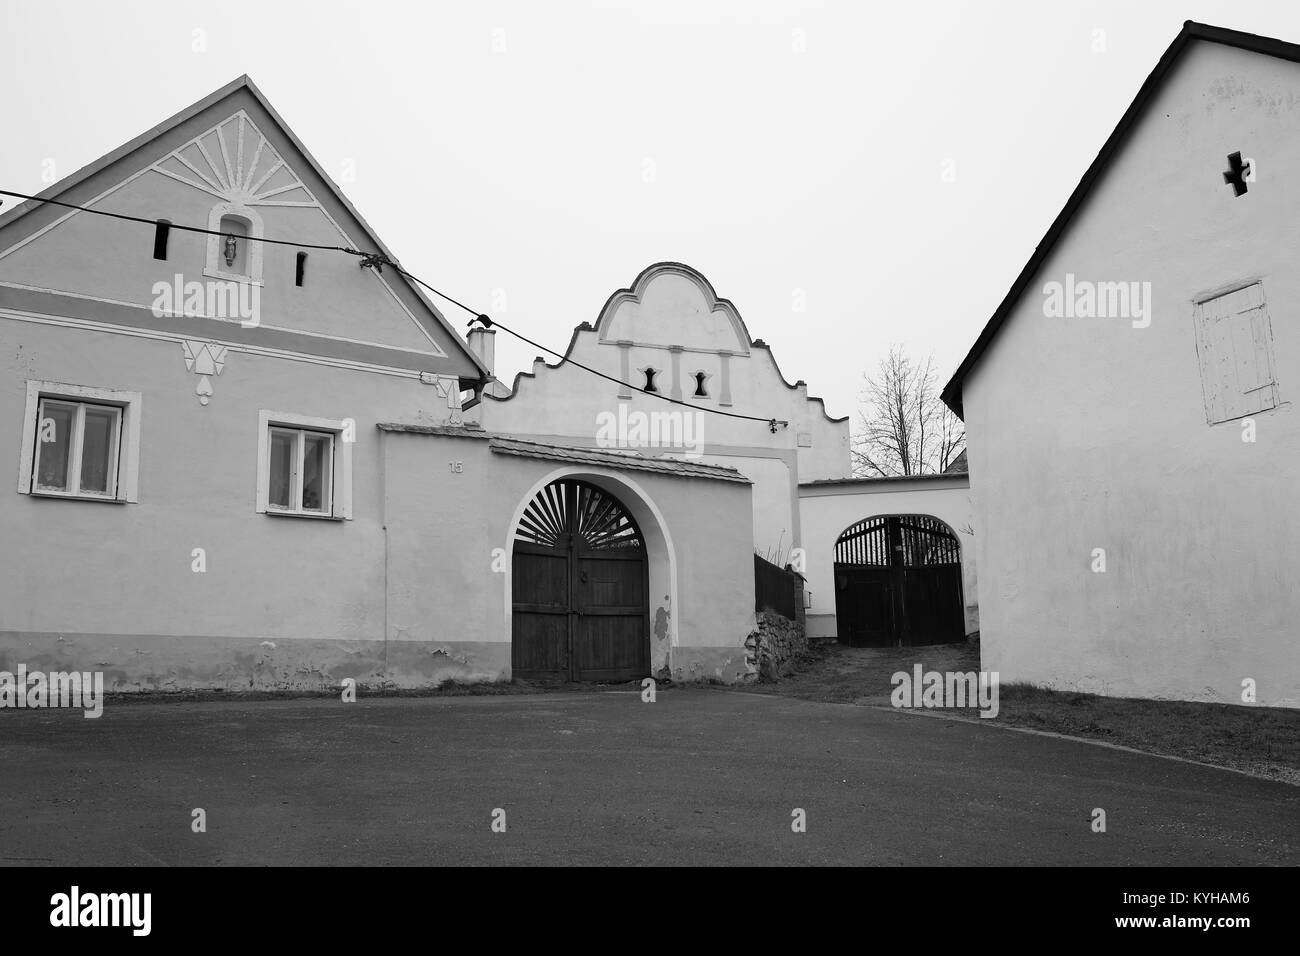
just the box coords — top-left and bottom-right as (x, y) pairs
(449, 461), (463, 473)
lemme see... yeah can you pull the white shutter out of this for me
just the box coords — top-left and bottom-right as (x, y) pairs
(1195, 283), (1277, 423)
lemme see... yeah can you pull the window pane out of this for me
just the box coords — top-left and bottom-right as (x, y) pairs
(302, 433), (331, 512)
(269, 430), (295, 508)
(79, 406), (118, 494)
(35, 402), (75, 491)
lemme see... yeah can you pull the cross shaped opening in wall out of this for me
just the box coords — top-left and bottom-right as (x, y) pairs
(1223, 151), (1251, 197)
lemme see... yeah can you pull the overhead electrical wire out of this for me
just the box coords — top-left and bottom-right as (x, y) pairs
(0, 187), (789, 429)
(390, 265), (785, 429)
(0, 188), (356, 253)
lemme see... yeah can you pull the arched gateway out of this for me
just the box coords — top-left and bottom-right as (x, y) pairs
(512, 479), (650, 681)
(833, 514), (964, 647)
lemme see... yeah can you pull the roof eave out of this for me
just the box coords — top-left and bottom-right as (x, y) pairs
(0, 74), (253, 232)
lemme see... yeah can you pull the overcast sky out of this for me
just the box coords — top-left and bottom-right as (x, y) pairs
(5, 0), (1300, 426)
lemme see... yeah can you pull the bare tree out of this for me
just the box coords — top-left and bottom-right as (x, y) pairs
(852, 346), (965, 477)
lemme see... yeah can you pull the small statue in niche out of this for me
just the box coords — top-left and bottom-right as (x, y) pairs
(223, 234), (238, 267)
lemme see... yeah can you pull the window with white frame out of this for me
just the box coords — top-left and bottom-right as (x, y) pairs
(34, 399), (121, 497)
(256, 411), (353, 519)
(17, 382), (142, 502)
(269, 427), (333, 514)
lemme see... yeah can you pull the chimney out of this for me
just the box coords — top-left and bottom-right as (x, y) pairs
(467, 325), (496, 377)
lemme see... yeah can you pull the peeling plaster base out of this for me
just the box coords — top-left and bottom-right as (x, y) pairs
(668, 645), (753, 684)
(0, 632), (510, 692)
(0, 632), (762, 692)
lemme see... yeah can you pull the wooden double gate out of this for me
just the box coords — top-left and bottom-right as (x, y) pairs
(833, 514), (964, 647)
(512, 479), (650, 682)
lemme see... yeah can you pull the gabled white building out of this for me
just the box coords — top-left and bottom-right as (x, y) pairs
(943, 21), (1300, 707)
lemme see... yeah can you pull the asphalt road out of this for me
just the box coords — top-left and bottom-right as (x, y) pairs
(1, 687), (1295, 865)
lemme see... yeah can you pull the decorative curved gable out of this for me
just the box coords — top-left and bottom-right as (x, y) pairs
(596, 262), (752, 354)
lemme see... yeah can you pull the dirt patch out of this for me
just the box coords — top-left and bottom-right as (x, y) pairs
(991, 683), (1300, 786)
(736, 640), (980, 705)
(732, 641), (1300, 785)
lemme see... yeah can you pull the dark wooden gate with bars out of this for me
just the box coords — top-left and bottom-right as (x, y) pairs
(833, 514), (963, 647)
(753, 553), (798, 618)
(512, 479), (649, 682)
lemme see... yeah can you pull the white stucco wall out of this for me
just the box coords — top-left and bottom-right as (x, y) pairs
(701, 453), (794, 560)
(0, 318), (496, 689)
(0, 315), (759, 688)
(961, 39), (1300, 707)
(798, 477), (977, 640)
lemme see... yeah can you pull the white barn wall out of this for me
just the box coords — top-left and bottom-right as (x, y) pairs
(962, 40), (1300, 707)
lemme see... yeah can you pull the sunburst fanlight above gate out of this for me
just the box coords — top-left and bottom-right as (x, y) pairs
(515, 480), (644, 551)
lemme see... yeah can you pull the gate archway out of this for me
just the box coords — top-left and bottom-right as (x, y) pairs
(833, 514), (964, 647)
(512, 478), (650, 681)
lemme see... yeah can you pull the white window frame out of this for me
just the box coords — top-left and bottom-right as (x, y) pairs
(17, 381), (142, 503)
(32, 399), (122, 498)
(267, 427), (333, 516)
(256, 410), (352, 520)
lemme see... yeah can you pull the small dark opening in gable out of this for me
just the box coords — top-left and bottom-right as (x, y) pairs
(152, 220), (171, 261)
(693, 372), (708, 397)
(1223, 152), (1250, 197)
(295, 252), (307, 287)
(643, 369), (658, 393)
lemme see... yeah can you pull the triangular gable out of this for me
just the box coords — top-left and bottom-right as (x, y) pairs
(940, 21), (1300, 417)
(0, 76), (490, 383)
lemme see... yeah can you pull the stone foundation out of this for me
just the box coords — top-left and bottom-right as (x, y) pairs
(744, 609), (807, 681)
